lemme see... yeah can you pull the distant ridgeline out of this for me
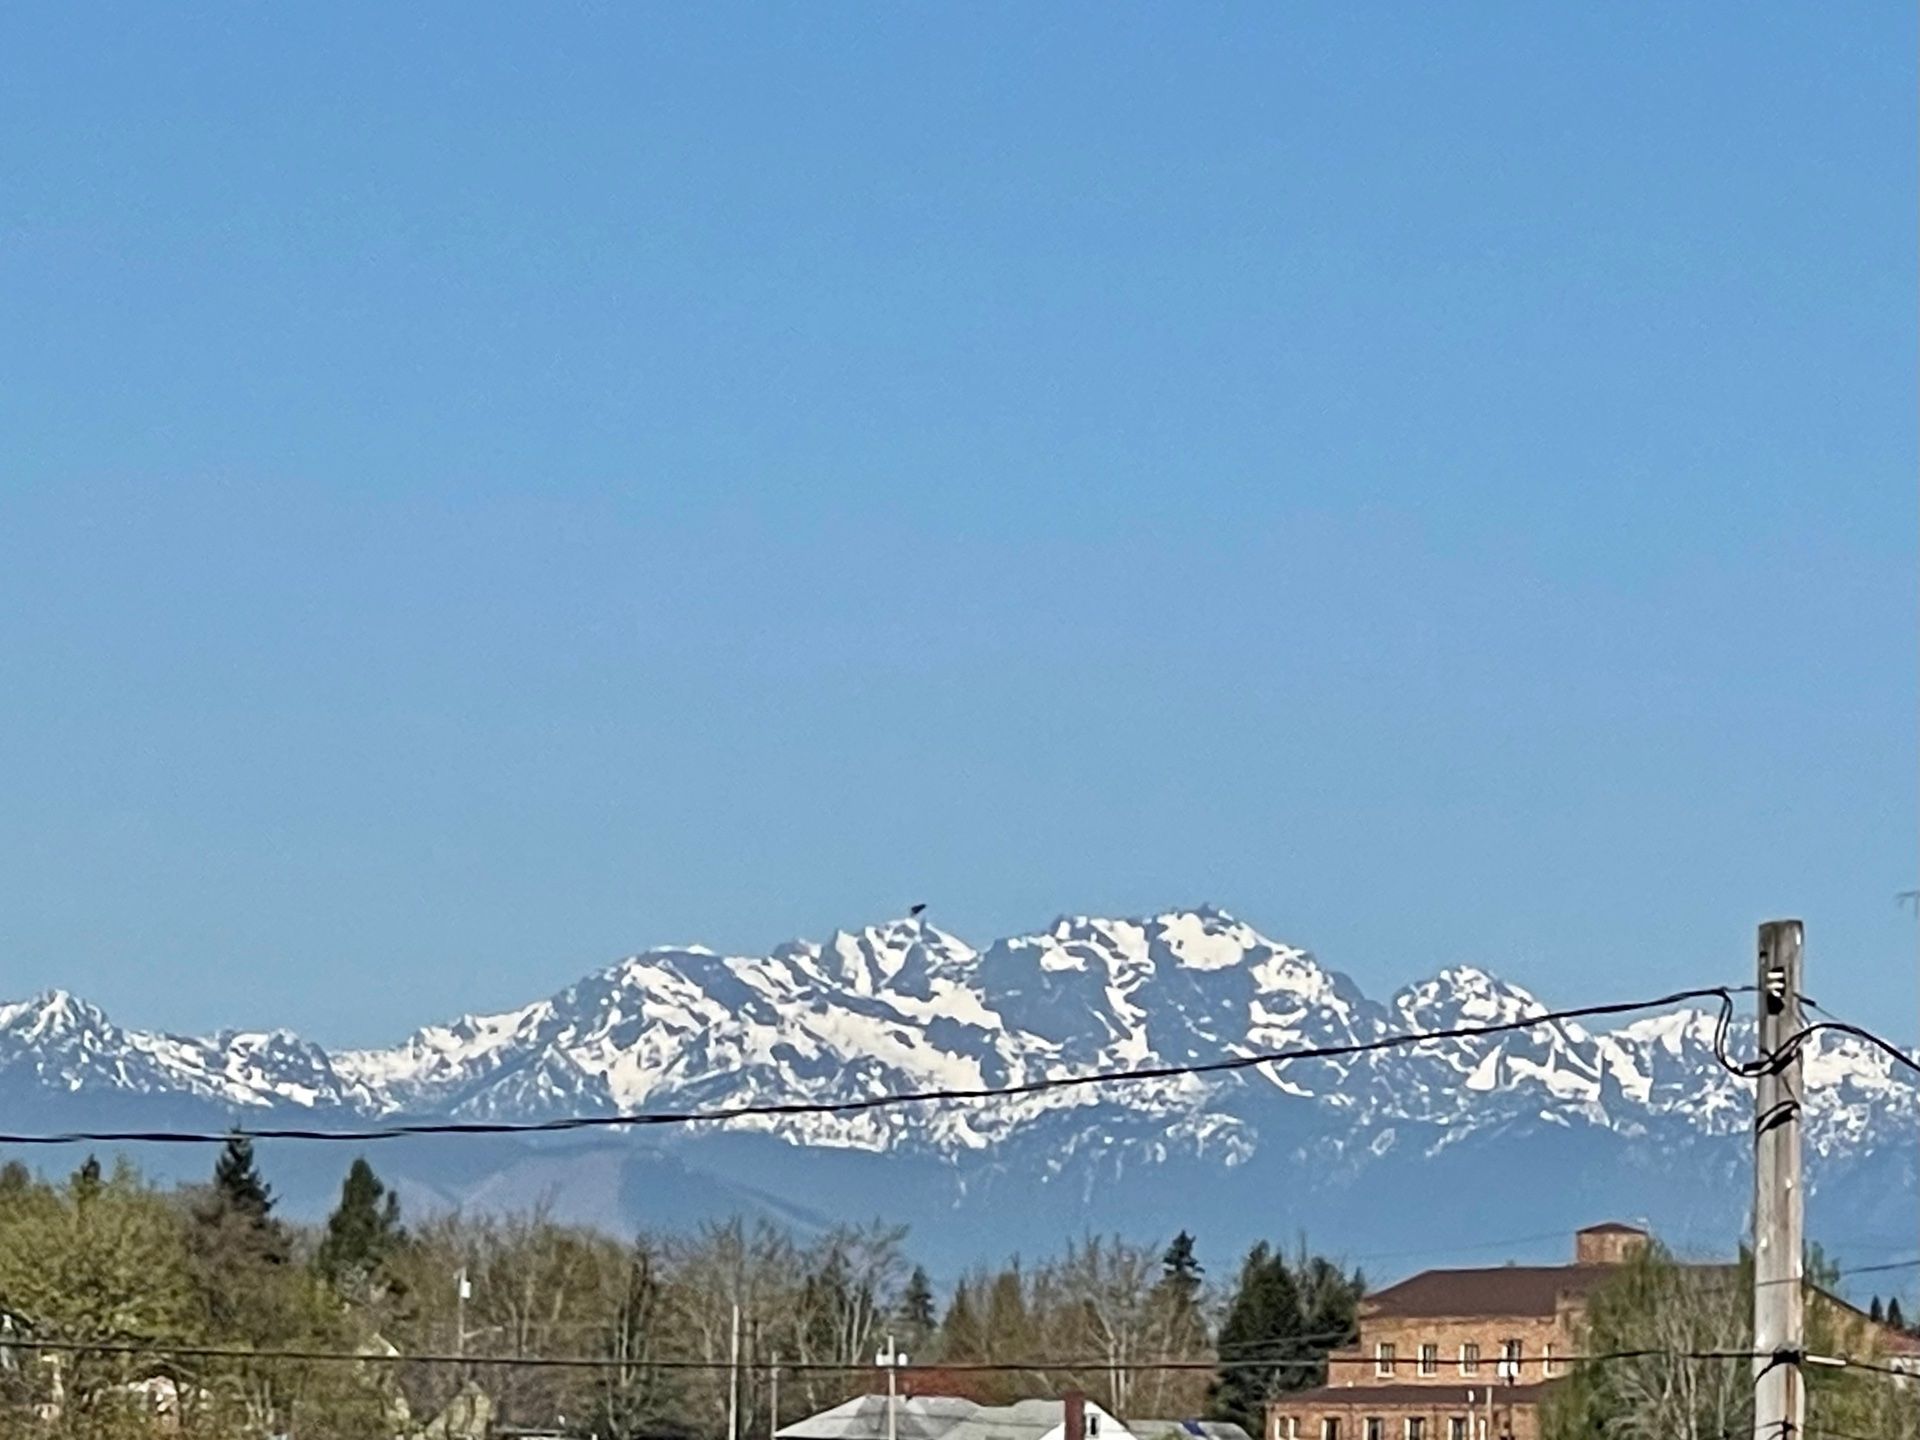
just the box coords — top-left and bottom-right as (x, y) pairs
(0, 908), (1913, 1271)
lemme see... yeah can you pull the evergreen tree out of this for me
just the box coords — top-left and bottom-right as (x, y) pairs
(939, 1279), (986, 1360)
(211, 1131), (274, 1222)
(984, 1265), (1030, 1360)
(1295, 1251), (1364, 1373)
(72, 1154), (102, 1203)
(1208, 1242), (1305, 1432)
(1888, 1296), (1907, 1332)
(189, 1131), (295, 1344)
(1161, 1231), (1205, 1305)
(314, 1156), (405, 1293)
(194, 1132), (289, 1258)
(1155, 1229), (1210, 1358)
(901, 1265), (937, 1348)
(1871, 1296), (1885, 1324)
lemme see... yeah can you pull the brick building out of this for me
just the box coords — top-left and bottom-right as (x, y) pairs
(1268, 1223), (1653, 1440)
(1267, 1221), (1920, 1440)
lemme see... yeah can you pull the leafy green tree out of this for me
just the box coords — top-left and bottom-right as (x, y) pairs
(314, 1157), (405, 1297)
(1545, 1244), (1920, 1440)
(183, 1131), (319, 1431)
(0, 1159), (195, 1428)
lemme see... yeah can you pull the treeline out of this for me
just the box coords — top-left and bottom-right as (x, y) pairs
(1544, 1243), (1920, 1440)
(1869, 1295), (1915, 1334)
(0, 1144), (1363, 1440)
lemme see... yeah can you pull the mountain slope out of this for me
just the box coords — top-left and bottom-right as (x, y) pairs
(1, 908), (1911, 1269)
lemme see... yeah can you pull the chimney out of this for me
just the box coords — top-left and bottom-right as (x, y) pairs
(1064, 1391), (1086, 1440)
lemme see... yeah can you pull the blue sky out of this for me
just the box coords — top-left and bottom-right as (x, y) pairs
(1, 5), (1913, 1046)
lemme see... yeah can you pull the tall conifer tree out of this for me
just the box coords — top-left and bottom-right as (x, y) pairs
(1208, 1243), (1304, 1431)
(314, 1156), (404, 1292)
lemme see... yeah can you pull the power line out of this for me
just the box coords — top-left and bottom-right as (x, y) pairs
(0, 985), (1745, 1147)
(0, 1335), (1778, 1373)
(1749, 993), (1920, 1082)
(1834, 1258), (1920, 1280)
(1755, 1256), (1920, 1288)
(1792, 1021), (1920, 1079)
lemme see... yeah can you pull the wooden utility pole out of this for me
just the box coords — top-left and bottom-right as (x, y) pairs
(454, 1265), (471, 1383)
(879, 1335), (901, 1440)
(1753, 919), (1806, 1440)
(728, 1302), (742, 1440)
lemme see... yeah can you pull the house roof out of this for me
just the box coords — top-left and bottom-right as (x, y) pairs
(1362, 1265), (1624, 1319)
(1127, 1420), (1251, 1440)
(1575, 1222), (1646, 1236)
(778, 1396), (1130, 1440)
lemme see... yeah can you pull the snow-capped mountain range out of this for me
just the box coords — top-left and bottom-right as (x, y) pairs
(3, 908), (1914, 1273)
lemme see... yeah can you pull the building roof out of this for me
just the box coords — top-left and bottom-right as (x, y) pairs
(1273, 1385), (1553, 1410)
(778, 1396), (1131, 1440)
(1575, 1222), (1647, 1236)
(1362, 1265), (1625, 1319)
(1127, 1421), (1251, 1440)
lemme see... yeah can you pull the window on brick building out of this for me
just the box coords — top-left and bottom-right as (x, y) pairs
(1542, 1343), (1558, 1377)
(1459, 1342), (1479, 1375)
(1418, 1344), (1438, 1376)
(1366, 1419), (1383, 1440)
(1448, 1419), (1467, 1440)
(1321, 1420), (1340, 1440)
(1499, 1339), (1522, 1380)
(1375, 1343), (1396, 1377)
(1405, 1420), (1426, 1440)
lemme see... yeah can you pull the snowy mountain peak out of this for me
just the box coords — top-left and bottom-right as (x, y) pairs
(3, 909), (1913, 1216)
(1393, 967), (1554, 1027)
(825, 918), (974, 994)
(2, 988), (112, 1040)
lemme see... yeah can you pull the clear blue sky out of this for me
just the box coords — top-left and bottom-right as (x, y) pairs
(1, 6), (1913, 1047)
